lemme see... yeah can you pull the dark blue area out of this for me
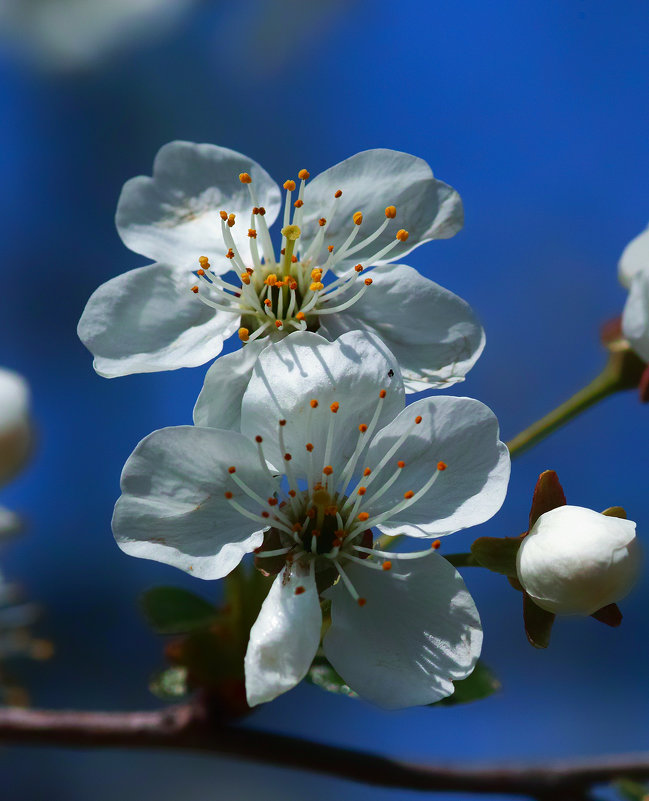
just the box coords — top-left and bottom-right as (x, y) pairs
(0, 1), (647, 798)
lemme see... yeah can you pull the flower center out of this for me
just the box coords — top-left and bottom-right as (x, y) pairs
(222, 392), (447, 605)
(190, 169), (410, 343)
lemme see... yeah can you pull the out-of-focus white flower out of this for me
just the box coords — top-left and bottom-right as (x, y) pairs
(113, 331), (510, 708)
(0, 0), (196, 71)
(516, 505), (640, 616)
(78, 142), (484, 392)
(619, 225), (649, 363)
(0, 367), (31, 486)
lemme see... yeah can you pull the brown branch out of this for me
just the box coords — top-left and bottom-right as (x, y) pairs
(0, 702), (648, 797)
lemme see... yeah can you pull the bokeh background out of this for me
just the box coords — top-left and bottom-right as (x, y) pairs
(1, 1), (648, 799)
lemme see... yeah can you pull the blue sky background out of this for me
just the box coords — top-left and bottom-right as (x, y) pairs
(0, 1), (648, 799)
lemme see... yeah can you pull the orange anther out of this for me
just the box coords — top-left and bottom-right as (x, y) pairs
(357, 598), (367, 607)
(357, 487), (367, 496)
(432, 539), (441, 549)
(298, 169), (310, 180)
(239, 172), (252, 184)
(240, 273), (250, 285)
(228, 466), (236, 474)
(248, 228), (257, 238)
(328, 245), (334, 252)
(310, 282), (324, 291)
(312, 529), (321, 538)
(238, 328), (249, 342)
(323, 466), (334, 476)
(382, 561), (392, 571)
(379, 389), (387, 399)
(291, 255), (298, 263)
(296, 312), (306, 321)
(396, 229), (409, 242)
(227, 214), (236, 227)
(246, 267), (254, 274)
(275, 320), (282, 328)
(279, 419), (287, 426)
(268, 497), (278, 506)
(294, 199), (304, 208)
(264, 299), (272, 307)
(311, 268), (322, 279)
(415, 415), (422, 424)
(359, 423), (368, 433)
(358, 512), (369, 521)
(354, 264), (363, 272)
(353, 211), (363, 225)
(252, 206), (259, 214)
(226, 248), (235, 259)
(403, 490), (414, 499)
(334, 189), (342, 198)
(289, 281), (298, 291)
(224, 491), (233, 499)
(363, 467), (371, 476)
(283, 180), (296, 191)
(437, 461), (447, 471)
(219, 210), (228, 220)
(292, 522), (302, 532)
(255, 435), (263, 443)
(397, 460), (405, 468)
(295, 586), (306, 595)
(319, 217), (327, 226)
(364, 278), (373, 286)
(310, 399), (319, 408)
(198, 256), (209, 266)
(196, 269), (205, 276)
(265, 274), (278, 286)
(325, 505), (338, 516)
(284, 453), (292, 461)
(306, 443), (314, 452)
(330, 402), (339, 413)
(307, 508), (316, 519)
(191, 286), (199, 293)
(288, 490), (296, 497)
(385, 205), (397, 219)
(261, 511), (270, 518)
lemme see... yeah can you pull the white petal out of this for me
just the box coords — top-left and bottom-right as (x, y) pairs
(193, 339), (270, 431)
(323, 554), (482, 709)
(301, 149), (463, 270)
(319, 264), (485, 392)
(240, 330), (404, 477)
(0, 368), (31, 485)
(113, 426), (277, 579)
(622, 268), (649, 363)
(77, 262), (239, 377)
(245, 564), (322, 706)
(363, 396), (510, 538)
(0, 507), (21, 541)
(619, 224), (649, 288)
(116, 141), (281, 267)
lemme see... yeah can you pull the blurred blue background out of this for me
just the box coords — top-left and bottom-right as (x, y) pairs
(0, 0), (648, 798)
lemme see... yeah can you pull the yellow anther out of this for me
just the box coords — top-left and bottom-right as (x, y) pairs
(396, 229), (409, 242)
(385, 205), (397, 219)
(252, 206), (260, 214)
(227, 214), (236, 227)
(265, 274), (278, 286)
(238, 328), (250, 342)
(353, 211), (363, 225)
(311, 268), (322, 280)
(432, 539), (441, 549)
(310, 282), (324, 292)
(240, 273), (250, 285)
(219, 210), (228, 221)
(298, 169), (310, 180)
(239, 173), (252, 184)
(283, 180), (296, 191)
(281, 224), (301, 241)
(397, 460), (405, 468)
(198, 256), (209, 266)
(248, 228), (257, 238)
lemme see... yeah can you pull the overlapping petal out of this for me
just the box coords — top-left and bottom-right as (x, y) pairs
(622, 268), (649, 363)
(361, 396), (510, 538)
(301, 149), (463, 271)
(318, 264), (485, 392)
(619, 223), (649, 288)
(77, 262), (239, 377)
(113, 426), (277, 579)
(323, 555), (482, 708)
(245, 564), (322, 707)
(116, 141), (282, 267)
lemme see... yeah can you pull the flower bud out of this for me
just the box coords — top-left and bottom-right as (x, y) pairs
(516, 505), (640, 616)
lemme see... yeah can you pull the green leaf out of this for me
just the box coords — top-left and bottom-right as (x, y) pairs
(149, 666), (189, 700)
(140, 586), (218, 634)
(305, 656), (358, 699)
(471, 536), (521, 576)
(434, 661), (501, 706)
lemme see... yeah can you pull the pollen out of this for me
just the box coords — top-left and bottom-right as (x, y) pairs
(319, 218), (327, 227)
(358, 512), (369, 521)
(330, 402), (339, 413)
(239, 172), (252, 183)
(282, 224), (301, 241)
(385, 205), (397, 218)
(357, 598), (367, 607)
(403, 491), (414, 499)
(294, 199), (304, 208)
(353, 211), (363, 225)
(382, 561), (392, 571)
(379, 389), (387, 399)
(364, 278), (373, 286)
(363, 467), (371, 476)
(432, 539), (441, 549)
(310, 282), (324, 291)
(359, 423), (368, 433)
(415, 415), (422, 424)
(240, 273), (251, 285)
(323, 466), (334, 476)
(283, 180), (296, 191)
(248, 228), (257, 238)
(334, 189), (342, 198)
(191, 286), (199, 293)
(354, 264), (363, 272)
(224, 491), (233, 499)
(306, 443), (314, 452)
(396, 229), (409, 242)
(295, 586), (306, 595)
(228, 466), (236, 474)
(357, 487), (367, 496)
(397, 460), (405, 468)
(219, 210), (228, 220)
(437, 461), (447, 471)
(238, 328), (250, 342)
(298, 169), (310, 180)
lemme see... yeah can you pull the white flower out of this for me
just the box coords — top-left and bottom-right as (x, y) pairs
(516, 505), (640, 616)
(0, 368), (31, 486)
(619, 224), (649, 362)
(78, 142), (484, 391)
(113, 331), (510, 708)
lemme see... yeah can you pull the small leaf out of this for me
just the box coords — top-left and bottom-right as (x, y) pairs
(306, 656), (358, 698)
(149, 666), (189, 700)
(140, 586), (218, 634)
(523, 592), (555, 648)
(471, 536), (521, 576)
(602, 506), (627, 519)
(528, 470), (566, 529)
(434, 661), (501, 706)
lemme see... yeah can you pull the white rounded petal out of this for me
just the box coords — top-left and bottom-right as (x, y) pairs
(622, 269), (649, 363)
(318, 264), (485, 393)
(78, 262), (239, 377)
(0, 507), (21, 541)
(323, 554), (482, 709)
(116, 141), (281, 267)
(517, 505), (640, 616)
(113, 426), (277, 579)
(0, 368), (31, 486)
(301, 150), (463, 270)
(363, 396), (510, 538)
(619, 224), (649, 288)
(193, 339), (270, 430)
(240, 330), (404, 477)
(245, 564), (322, 707)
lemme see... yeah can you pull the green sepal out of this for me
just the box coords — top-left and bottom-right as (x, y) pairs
(149, 666), (189, 700)
(602, 506), (627, 519)
(434, 661), (501, 706)
(523, 592), (555, 648)
(470, 536), (522, 576)
(140, 586), (218, 634)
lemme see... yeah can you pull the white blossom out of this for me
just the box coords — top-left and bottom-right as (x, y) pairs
(619, 224), (649, 362)
(0, 368), (31, 486)
(516, 505), (640, 616)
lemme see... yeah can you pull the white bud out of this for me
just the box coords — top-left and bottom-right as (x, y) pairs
(516, 505), (640, 616)
(0, 368), (31, 486)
